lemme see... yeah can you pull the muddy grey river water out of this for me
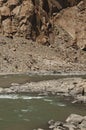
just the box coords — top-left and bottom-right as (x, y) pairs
(0, 94), (86, 130)
(0, 74), (86, 130)
(0, 73), (86, 88)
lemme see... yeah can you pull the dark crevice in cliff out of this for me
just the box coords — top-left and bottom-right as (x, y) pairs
(42, 0), (50, 15)
(29, 12), (42, 40)
(2, 0), (7, 3)
(31, 0), (36, 6)
(22, 0), (83, 43)
(29, 0), (81, 43)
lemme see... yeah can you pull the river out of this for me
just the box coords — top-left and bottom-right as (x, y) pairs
(0, 74), (86, 130)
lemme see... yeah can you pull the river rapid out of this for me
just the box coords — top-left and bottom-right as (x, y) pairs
(0, 74), (86, 130)
(0, 94), (86, 130)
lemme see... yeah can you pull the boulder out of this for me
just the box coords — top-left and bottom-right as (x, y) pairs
(37, 129), (44, 130)
(63, 123), (77, 130)
(19, 0), (33, 19)
(53, 128), (62, 130)
(48, 120), (55, 125)
(8, 0), (21, 8)
(0, 6), (10, 17)
(79, 120), (86, 128)
(53, 126), (66, 130)
(2, 18), (12, 36)
(76, 95), (86, 103)
(66, 114), (83, 125)
(36, 34), (49, 45)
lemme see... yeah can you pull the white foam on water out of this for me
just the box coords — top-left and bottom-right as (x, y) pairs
(18, 114), (23, 118)
(50, 102), (66, 107)
(0, 94), (43, 100)
(44, 99), (52, 102)
(21, 109), (29, 112)
(57, 103), (66, 107)
(0, 95), (18, 99)
(23, 119), (30, 122)
(22, 96), (43, 100)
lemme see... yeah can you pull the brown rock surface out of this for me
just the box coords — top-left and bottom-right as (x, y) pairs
(0, 0), (86, 73)
(0, 0), (81, 39)
(55, 0), (86, 50)
(0, 6), (10, 16)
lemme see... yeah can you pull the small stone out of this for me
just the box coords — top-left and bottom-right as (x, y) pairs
(11, 83), (19, 86)
(48, 119), (55, 125)
(37, 128), (44, 130)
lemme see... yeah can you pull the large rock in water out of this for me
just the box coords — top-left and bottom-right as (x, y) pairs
(66, 114), (83, 125)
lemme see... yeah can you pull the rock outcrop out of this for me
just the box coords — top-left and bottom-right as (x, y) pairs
(0, 0), (81, 42)
(0, 0), (86, 73)
(55, 0), (86, 50)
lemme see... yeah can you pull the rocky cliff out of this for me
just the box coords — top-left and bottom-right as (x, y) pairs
(0, 0), (81, 40)
(0, 0), (86, 73)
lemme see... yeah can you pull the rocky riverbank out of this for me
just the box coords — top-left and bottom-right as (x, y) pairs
(0, 77), (86, 103)
(36, 114), (86, 130)
(0, 75), (86, 130)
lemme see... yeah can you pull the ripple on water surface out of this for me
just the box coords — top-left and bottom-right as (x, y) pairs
(0, 94), (44, 100)
(0, 94), (85, 130)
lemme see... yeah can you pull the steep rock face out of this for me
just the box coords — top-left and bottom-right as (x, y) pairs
(55, 0), (86, 50)
(0, 0), (33, 38)
(0, 0), (80, 41)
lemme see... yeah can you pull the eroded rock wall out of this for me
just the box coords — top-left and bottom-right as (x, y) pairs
(0, 0), (81, 41)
